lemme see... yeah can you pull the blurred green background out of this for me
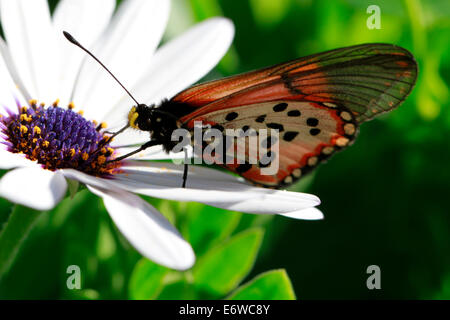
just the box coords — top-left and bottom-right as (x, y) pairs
(1, 0), (449, 299)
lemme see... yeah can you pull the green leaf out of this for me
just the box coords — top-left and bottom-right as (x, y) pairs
(67, 179), (80, 199)
(156, 279), (198, 300)
(181, 202), (241, 255)
(129, 259), (168, 300)
(193, 228), (264, 297)
(0, 199), (14, 234)
(227, 269), (296, 300)
(0, 205), (43, 281)
(96, 220), (117, 260)
(49, 189), (90, 229)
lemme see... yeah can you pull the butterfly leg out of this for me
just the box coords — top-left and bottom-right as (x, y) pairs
(103, 124), (130, 138)
(108, 140), (160, 163)
(182, 147), (189, 188)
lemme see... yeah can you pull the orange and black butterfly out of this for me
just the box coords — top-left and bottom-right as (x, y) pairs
(64, 33), (418, 188)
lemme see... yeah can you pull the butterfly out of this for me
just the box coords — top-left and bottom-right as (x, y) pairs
(64, 33), (417, 188)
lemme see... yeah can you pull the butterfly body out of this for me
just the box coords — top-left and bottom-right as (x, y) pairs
(126, 43), (417, 188)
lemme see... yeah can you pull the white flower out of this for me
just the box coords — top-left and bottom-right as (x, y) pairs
(0, 0), (323, 270)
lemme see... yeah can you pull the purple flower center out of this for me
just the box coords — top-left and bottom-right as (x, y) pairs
(0, 100), (120, 176)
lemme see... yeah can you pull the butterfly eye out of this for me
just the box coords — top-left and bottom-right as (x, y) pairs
(134, 116), (152, 131)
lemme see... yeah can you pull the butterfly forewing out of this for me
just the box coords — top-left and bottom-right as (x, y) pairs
(175, 43), (417, 124)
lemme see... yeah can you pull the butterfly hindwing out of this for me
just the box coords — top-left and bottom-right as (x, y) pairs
(186, 100), (358, 187)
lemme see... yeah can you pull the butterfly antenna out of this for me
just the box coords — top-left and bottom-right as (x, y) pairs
(63, 31), (140, 106)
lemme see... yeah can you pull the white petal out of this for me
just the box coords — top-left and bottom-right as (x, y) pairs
(117, 145), (193, 161)
(109, 127), (149, 148)
(0, 37), (31, 103)
(88, 185), (195, 270)
(61, 168), (120, 191)
(61, 163), (319, 218)
(74, 0), (170, 121)
(61, 162), (319, 217)
(0, 0), (60, 102)
(280, 207), (324, 220)
(206, 194), (321, 216)
(109, 161), (320, 216)
(0, 149), (38, 169)
(53, 0), (116, 106)
(103, 17), (235, 125)
(0, 167), (67, 210)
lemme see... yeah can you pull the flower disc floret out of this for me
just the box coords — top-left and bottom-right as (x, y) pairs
(0, 100), (120, 176)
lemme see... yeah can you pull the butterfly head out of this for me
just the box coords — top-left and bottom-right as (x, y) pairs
(128, 104), (154, 131)
(127, 103), (180, 146)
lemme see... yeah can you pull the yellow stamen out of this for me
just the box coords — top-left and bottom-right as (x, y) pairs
(29, 99), (37, 106)
(53, 99), (60, 107)
(42, 140), (49, 148)
(20, 114), (32, 122)
(33, 126), (42, 135)
(68, 102), (75, 110)
(20, 125), (28, 134)
(69, 148), (76, 157)
(98, 156), (106, 165)
(92, 120), (98, 126)
(78, 110), (84, 116)
(82, 152), (89, 161)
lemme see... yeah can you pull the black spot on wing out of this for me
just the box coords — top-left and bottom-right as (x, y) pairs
(283, 131), (299, 141)
(267, 123), (284, 132)
(288, 110), (301, 117)
(309, 128), (321, 136)
(306, 117), (319, 127)
(255, 115), (266, 123)
(225, 112), (239, 121)
(273, 103), (288, 112)
(236, 163), (252, 173)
